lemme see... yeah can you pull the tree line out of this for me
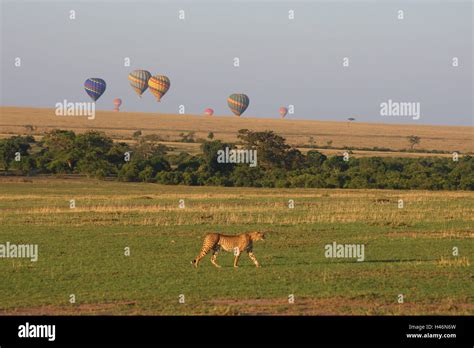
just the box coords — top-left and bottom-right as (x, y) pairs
(0, 129), (472, 190)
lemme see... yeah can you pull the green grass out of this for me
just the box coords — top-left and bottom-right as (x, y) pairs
(0, 178), (472, 315)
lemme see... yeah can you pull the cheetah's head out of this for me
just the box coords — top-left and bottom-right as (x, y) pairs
(250, 231), (266, 241)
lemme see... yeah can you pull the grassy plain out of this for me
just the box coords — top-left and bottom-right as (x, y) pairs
(0, 177), (472, 315)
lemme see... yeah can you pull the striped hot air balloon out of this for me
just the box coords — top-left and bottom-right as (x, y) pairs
(148, 75), (170, 102)
(113, 98), (122, 112)
(84, 78), (106, 102)
(128, 70), (151, 97)
(204, 108), (214, 116)
(279, 107), (288, 118)
(227, 94), (249, 117)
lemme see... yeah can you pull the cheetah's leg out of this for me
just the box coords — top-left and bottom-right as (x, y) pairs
(210, 249), (221, 268)
(233, 253), (241, 268)
(248, 251), (260, 268)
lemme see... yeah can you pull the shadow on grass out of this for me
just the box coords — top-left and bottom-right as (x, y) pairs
(267, 258), (437, 266)
(361, 258), (436, 264)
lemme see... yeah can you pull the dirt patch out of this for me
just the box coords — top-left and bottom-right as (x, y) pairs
(207, 297), (474, 316)
(2, 298), (473, 315)
(0, 301), (137, 315)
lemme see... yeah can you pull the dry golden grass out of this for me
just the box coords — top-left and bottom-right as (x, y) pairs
(1, 179), (472, 228)
(1, 107), (472, 154)
(386, 230), (474, 240)
(437, 257), (470, 267)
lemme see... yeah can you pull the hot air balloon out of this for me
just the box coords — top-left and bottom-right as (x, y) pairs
(148, 75), (170, 102)
(227, 94), (249, 117)
(204, 108), (214, 116)
(84, 78), (106, 102)
(128, 70), (151, 97)
(113, 98), (122, 112)
(279, 107), (288, 118)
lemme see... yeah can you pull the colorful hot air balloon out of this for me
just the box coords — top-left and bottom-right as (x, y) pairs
(279, 107), (288, 118)
(148, 75), (170, 102)
(227, 94), (249, 117)
(128, 70), (151, 97)
(113, 98), (122, 112)
(204, 108), (214, 116)
(84, 78), (106, 102)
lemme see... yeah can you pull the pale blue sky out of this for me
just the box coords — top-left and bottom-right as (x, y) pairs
(1, 0), (472, 125)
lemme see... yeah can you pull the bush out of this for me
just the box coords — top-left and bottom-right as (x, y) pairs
(139, 166), (155, 182)
(118, 163), (140, 182)
(155, 171), (183, 185)
(0, 130), (472, 191)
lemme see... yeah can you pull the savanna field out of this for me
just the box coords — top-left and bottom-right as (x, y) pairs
(2, 107), (473, 156)
(0, 177), (472, 315)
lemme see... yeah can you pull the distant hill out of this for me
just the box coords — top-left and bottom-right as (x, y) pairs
(0, 107), (472, 154)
